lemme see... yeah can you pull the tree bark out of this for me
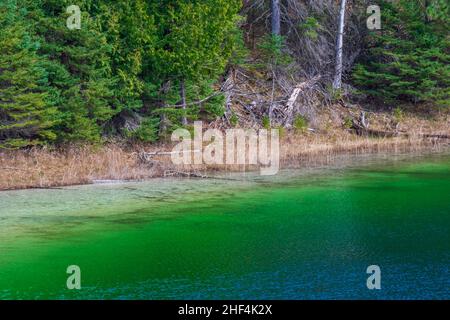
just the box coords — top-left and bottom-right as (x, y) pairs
(159, 81), (171, 135)
(333, 0), (347, 90)
(269, 0), (281, 125)
(180, 79), (187, 126)
(271, 0), (281, 35)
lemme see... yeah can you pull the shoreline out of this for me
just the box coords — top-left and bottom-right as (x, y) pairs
(1, 132), (449, 191)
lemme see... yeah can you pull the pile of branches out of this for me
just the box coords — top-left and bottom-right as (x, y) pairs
(215, 0), (373, 129)
(217, 68), (322, 129)
(242, 0), (369, 80)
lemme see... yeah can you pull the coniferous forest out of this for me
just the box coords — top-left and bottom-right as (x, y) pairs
(0, 0), (448, 149)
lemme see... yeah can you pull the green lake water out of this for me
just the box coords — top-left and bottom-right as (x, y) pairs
(0, 152), (449, 299)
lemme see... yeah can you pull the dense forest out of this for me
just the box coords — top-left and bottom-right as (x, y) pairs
(0, 0), (448, 149)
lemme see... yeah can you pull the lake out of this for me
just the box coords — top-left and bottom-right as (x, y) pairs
(0, 152), (449, 299)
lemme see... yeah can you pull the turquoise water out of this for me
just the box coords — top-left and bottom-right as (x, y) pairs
(0, 152), (449, 299)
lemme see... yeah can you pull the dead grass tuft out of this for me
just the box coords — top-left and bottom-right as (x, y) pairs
(1, 121), (449, 191)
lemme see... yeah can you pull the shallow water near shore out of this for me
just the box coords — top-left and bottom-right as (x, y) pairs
(0, 151), (449, 299)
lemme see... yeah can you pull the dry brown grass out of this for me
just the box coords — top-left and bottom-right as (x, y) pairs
(280, 131), (447, 168)
(0, 117), (449, 191)
(0, 145), (148, 190)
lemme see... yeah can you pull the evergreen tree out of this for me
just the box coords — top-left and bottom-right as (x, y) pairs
(90, 0), (159, 140)
(353, 0), (449, 108)
(27, 0), (116, 142)
(147, 0), (242, 131)
(0, 1), (57, 149)
(92, 0), (156, 114)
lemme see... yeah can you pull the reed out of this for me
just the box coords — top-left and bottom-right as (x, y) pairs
(0, 129), (448, 190)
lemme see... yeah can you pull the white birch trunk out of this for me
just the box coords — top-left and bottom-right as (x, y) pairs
(333, 0), (347, 90)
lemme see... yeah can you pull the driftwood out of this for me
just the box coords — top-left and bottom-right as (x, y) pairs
(283, 76), (321, 125)
(217, 67), (323, 128)
(163, 170), (242, 182)
(0, 166), (30, 172)
(352, 119), (450, 140)
(139, 150), (201, 164)
(0, 166), (42, 172)
(164, 170), (208, 178)
(418, 133), (450, 139)
(138, 150), (202, 170)
(142, 150), (201, 157)
(352, 126), (398, 138)
(223, 70), (236, 126)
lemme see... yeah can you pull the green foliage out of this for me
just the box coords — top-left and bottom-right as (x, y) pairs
(3, 0), (447, 149)
(148, 0), (241, 81)
(276, 125), (285, 138)
(353, 0), (450, 108)
(147, 0), (242, 130)
(26, 0), (117, 142)
(129, 117), (160, 143)
(257, 34), (293, 69)
(299, 17), (321, 41)
(426, 0), (450, 23)
(293, 115), (308, 133)
(262, 115), (271, 129)
(227, 15), (249, 68)
(327, 84), (345, 103)
(393, 107), (405, 122)
(0, 0), (243, 147)
(343, 117), (353, 130)
(230, 112), (239, 127)
(93, 0), (156, 112)
(0, 1), (57, 149)
(152, 79), (226, 134)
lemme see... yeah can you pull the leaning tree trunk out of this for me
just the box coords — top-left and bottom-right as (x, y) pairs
(271, 0), (281, 35)
(180, 79), (188, 126)
(333, 0), (347, 90)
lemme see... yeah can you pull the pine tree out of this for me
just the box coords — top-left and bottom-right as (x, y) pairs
(88, 0), (159, 141)
(0, 1), (57, 149)
(353, 0), (449, 108)
(26, 0), (116, 142)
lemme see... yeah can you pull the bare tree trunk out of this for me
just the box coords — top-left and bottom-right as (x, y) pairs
(268, 69), (276, 126)
(271, 0), (281, 35)
(223, 69), (235, 125)
(333, 0), (347, 90)
(180, 79), (187, 126)
(269, 0), (281, 125)
(159, 80), (171, 135)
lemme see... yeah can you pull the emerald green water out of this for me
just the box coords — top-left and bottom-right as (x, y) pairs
(0, 152), (449, 299)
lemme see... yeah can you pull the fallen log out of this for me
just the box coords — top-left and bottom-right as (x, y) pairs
(352, 124), (450, 140)
(284, 76), (321, 125)
(164, 170), (208, 178)
(420, 133), (450, 139)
